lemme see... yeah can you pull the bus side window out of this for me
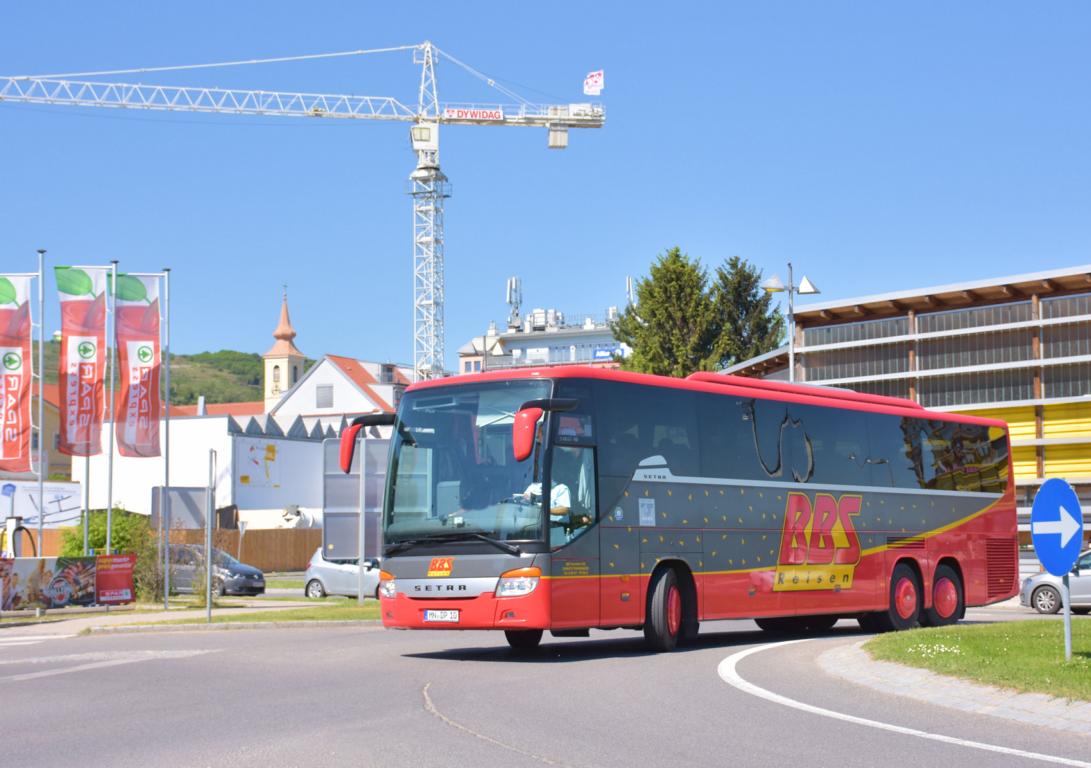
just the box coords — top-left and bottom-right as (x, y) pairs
(910, 419), (954, 491)
(595, 382), (698, 477)
(697, 393), (759, 480)
(866, 413), (921, 489)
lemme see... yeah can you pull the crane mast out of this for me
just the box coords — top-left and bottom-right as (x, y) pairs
(410, 43), (448, 380)
(0, 41), (604, 380)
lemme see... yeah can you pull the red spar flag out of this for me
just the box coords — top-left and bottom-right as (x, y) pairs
(0, 275), (33, 472)
(114, 274), (161, 457)
(56, 266), (108, 456)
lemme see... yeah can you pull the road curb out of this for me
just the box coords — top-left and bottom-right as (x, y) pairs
(87, 620), (385, 634)
(818, 639), (1091, 735)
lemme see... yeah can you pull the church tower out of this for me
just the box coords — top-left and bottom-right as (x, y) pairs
(264, 290), (305, 412)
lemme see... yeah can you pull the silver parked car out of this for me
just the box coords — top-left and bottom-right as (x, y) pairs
(1020, 549), (1091, 614)
(303, 548), (380, 599)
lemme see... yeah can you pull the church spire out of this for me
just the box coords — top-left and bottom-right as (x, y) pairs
(265, 288), (303, 358)
(264, 288), (305, 412)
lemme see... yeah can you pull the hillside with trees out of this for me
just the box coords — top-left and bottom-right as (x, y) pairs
(35, 341), (314, 405)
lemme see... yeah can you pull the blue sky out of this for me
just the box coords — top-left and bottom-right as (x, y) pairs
(3, 3), (1091, 368)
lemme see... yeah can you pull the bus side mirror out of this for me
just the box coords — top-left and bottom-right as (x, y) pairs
(513, 407), (544, 462)
(339, 423), (364, 473)
(340, 413), (397, 473)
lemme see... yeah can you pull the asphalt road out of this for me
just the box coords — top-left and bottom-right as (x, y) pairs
(2, 607), (1087, 768)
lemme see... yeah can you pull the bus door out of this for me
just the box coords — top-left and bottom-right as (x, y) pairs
(547, 426), (600, 629)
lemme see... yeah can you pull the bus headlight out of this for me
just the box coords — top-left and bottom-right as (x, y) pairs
(495, 566), (541, 598)
(379, 570), (397, 599)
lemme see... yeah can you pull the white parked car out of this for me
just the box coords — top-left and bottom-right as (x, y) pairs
(1020, 549), (1091, 614)
(303, 548), (380, 599)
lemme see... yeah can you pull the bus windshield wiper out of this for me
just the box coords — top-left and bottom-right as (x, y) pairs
(450, 532), (522, 556)
(385, 532), (521, 556)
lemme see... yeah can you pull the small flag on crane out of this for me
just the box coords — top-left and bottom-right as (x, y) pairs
(583, 70), (604, 96)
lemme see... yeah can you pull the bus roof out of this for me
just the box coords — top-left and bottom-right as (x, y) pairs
(407, 366), (1009, 430)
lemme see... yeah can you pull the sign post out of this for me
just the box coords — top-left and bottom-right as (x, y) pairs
(364, 438), (373, 606)
(1030, 478), (1084, 662)
(2, 483), (14, 520)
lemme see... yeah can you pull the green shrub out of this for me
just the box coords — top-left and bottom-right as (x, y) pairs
(59, 509), (163, 602)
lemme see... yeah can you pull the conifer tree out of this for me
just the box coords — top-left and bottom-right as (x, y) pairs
(611, 247), (719, 377)
(711, 256), (784, 368)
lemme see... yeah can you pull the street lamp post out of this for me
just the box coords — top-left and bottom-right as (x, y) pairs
(762, 262), (820, 383)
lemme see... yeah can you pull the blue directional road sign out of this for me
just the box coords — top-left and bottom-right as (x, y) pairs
(1031, 478), (1084, 577)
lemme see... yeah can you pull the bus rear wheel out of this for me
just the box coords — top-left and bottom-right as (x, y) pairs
(921, 564), (963, 628)
(504, 629), (543, 651)
(644, 568), (682, 652)
(861, 563), (921, 633)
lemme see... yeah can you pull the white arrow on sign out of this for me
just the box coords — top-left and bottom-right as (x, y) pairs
(1031, 505), (1082, 547)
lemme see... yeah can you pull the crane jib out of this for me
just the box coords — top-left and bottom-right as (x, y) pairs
(1, 42), (605, 383)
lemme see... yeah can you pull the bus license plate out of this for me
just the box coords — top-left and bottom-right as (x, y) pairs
(424, 609), (460, 623)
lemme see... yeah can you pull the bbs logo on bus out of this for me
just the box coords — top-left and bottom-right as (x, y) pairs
(774, 492), (862, 592)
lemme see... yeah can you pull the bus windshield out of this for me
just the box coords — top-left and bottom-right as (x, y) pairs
(384, 379), (552, 545)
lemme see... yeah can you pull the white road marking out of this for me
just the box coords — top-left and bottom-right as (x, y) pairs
(717, 639), (1091, 768)
(0, 640), (44, 647)
(0, 633), (76, 644)
(0, 649), (213, 682)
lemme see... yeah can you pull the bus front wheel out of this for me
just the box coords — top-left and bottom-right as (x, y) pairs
(504, 629), (543, 651)
(644, 568), (682, 652)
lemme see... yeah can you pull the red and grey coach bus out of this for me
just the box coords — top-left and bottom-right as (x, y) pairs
(340, 366), (1017, 652)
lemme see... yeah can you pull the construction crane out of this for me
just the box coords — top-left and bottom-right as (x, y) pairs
(0, 41), (605, 380)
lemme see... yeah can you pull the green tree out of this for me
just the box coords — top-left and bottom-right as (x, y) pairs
(60, 509), (163, 601)
(611, 247), (720, 377)
(60, 509), (148, 556)
(711, 256), (785, 368)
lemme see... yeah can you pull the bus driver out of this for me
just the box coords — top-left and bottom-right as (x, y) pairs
(522, 444), (594, 543)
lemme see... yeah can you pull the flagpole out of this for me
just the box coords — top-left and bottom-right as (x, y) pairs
(36, 249), (45, 552)
(83, 456), (90, 555)
(162, 267), (171, 609)
(106, 260), (118, 555)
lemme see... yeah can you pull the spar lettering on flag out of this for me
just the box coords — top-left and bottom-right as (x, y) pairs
(0, 275), (33, 473)
(1, 349), (26, 463)
(65, 335), (100, 449)
(114, 274), (161, 457)
(583, 70), (604, 96)
(56, 266), (108, 457)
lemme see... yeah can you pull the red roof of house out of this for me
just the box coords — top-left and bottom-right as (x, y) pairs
(39, 381), (265, 419)
(326, 355), (394, 413)
(41, 383), (264, 420)
(167, 401), (266, 418)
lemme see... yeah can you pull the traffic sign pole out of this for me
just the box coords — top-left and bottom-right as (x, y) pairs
(1062, 574), (1072, 662)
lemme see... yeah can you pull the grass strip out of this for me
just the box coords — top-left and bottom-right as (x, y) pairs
(150, 601), (381, 625)
(266, 579), (305, 590)
(865, 618), (1091, 701)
